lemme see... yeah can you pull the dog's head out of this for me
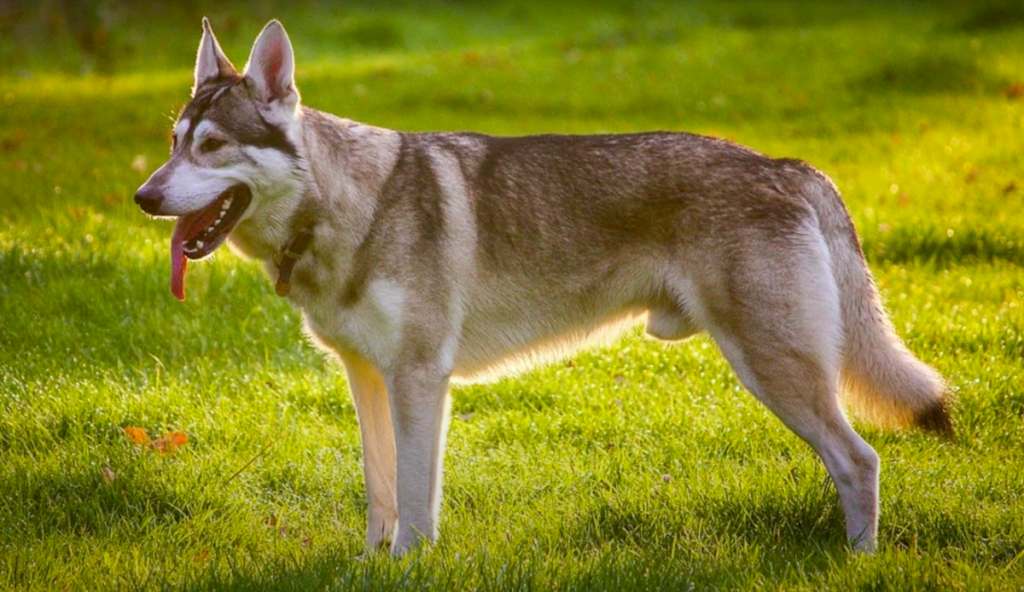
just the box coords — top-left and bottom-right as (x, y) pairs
(135, 18), (305, 300)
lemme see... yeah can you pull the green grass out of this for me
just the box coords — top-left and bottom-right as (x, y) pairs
(1, 0), (1023, 589)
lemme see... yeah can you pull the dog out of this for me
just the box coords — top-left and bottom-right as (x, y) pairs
(135, 18), (952, 554)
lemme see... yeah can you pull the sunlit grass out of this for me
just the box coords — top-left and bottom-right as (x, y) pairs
(1, 1), (1023, 590)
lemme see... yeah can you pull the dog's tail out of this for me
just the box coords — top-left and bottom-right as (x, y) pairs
(801, 164), (953, 435)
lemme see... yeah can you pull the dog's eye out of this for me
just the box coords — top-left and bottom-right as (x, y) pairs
(199, 138), (226, 153)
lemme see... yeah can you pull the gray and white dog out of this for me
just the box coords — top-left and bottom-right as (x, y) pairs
(135, 19), (952, 554)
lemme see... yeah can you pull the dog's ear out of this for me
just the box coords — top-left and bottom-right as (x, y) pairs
(194, 17), (238, 94)
(243, 20), (300, 109)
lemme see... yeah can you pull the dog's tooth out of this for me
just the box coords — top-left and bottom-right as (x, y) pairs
(196, 240), (204, 249)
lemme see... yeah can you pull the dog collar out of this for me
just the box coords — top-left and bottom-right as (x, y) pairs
(273, 228), (314, 297)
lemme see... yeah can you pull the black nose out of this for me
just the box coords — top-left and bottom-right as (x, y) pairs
(134, 186), (164, 214)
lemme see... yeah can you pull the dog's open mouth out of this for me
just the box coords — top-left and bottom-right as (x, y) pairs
(170, 184), (252, 301)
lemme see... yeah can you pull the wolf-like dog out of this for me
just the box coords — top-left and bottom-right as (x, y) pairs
(135, 19), (952, 554)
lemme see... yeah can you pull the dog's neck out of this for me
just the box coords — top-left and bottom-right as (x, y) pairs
(227, 107), (402, 293)
(291, 108), (402, 250)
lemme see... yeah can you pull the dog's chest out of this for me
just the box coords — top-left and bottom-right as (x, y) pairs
(294, 274), (407, 368)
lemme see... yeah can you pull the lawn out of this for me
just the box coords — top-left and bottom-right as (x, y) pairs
(1, 0), (1023, 589)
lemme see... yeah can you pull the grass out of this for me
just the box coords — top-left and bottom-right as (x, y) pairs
(1, 0), (1023, 589)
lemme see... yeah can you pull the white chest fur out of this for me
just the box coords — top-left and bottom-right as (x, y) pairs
(299, 278), (407, 371)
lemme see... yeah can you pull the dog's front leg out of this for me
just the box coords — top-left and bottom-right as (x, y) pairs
(339, 351), (398, 551)
(386, 364), (452, 555)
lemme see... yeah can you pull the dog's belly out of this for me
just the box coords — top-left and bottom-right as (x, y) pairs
(450, 304), (648, 383)
(449, 261), (704, 383)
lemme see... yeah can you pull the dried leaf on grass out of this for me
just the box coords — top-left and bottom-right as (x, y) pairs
(123, 426), (150, 445)
(123, 427), (188, 454)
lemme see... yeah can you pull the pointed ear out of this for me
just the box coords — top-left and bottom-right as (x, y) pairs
(243, 20), (299, 106)
(193, 17), (238, 94)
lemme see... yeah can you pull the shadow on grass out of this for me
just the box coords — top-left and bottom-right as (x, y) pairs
(177, 541), (779, 592)
(956, 1), (1024, 32)
(854, 53), (1005, 96)
(863, 225), (1024, 267)
(2, 455), (199, 538)
(563, 488), (848, 555)
(174, 492), (849, 591)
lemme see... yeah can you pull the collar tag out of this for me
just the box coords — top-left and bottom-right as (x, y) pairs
(274, 228), (314, 297)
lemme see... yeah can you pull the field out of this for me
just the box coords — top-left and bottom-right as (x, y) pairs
(1, 1), (1023, 589)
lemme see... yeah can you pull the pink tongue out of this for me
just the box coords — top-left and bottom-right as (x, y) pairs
(171, 218), (189, 301)
(168, 198), (227, 301)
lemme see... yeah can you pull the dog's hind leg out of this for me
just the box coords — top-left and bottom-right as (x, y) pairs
(699, 233), (880, 552)
(339, 351), (398, 551)
(715, 329), (880, 551)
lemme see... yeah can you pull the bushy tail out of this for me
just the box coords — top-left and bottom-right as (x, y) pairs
(802, 166), (953, 434)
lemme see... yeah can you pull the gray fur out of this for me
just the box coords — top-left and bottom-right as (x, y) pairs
(135, 19), (952, 556)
